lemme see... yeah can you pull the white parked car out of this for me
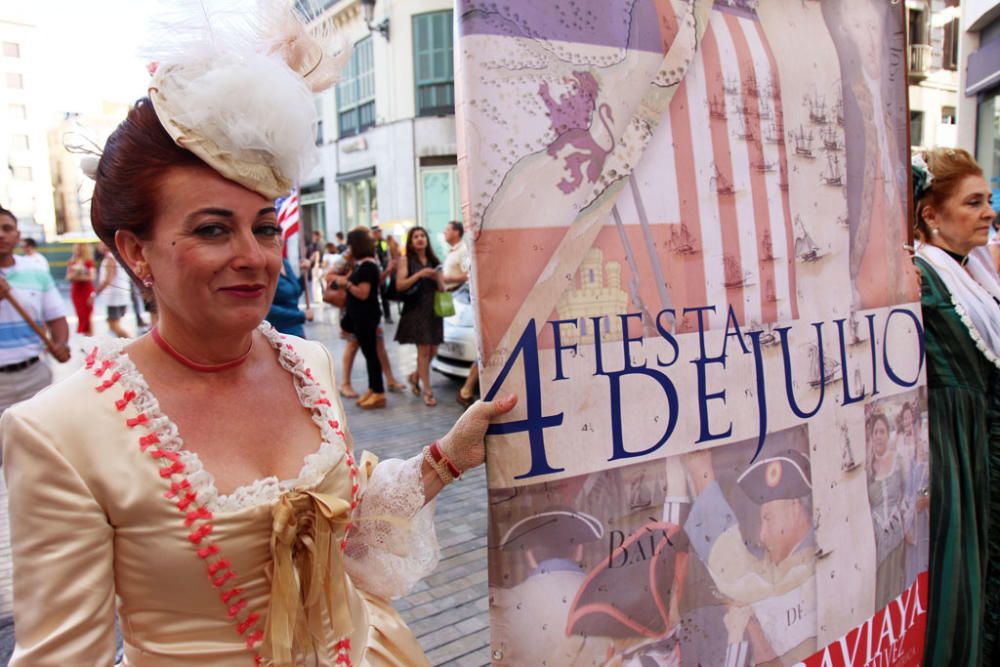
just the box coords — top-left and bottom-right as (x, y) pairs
(432, 283), (477, 379)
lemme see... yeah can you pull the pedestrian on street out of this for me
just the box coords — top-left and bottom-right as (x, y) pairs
(17, 239), (48, 273)
(394, 226), (444, 407)
(910, 148), (1000, 666)
(334, 230), (347, 254)
(371, 226), (396, 324)
(441, 221), (479, 407)
(266, 257), (308, 338)
(93, 243), (132, 338)
(0, 17), (518, 660)
(66, 243), (97, 335)
(0, 204), (71, 661)
(0, 206), (72, 411)
(330, 228), (385, 409)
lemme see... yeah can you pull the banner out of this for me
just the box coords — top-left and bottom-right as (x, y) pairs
(457, 0), (928, 664)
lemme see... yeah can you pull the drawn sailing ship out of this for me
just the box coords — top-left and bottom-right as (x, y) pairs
(711, 166), (736, 195)
(794, 216), (824, 262)
(764, 279), (778, 303)
(723, 254), (754, 289)
(757, 96), (773, 120)
(792, 125), (814, 158)
(752, 157), (776, 173)
(743, 75), (759, 99)
(840, 421), (860, 473)
(709, 95), (727, 120)
(821, 126), (842, 152)
(846, 312), (866, 346)
(734, 113), (757, 142)
(765, 121), (784, 145)
(834, 96), (845, 126)
(722, 74), (740, 96)
(746, 320), (781, 348)
(807, 344), (841, 387)
(805, 92), (827, 125)
(628, 472), (652, 510)
(760, 229), (775, 261)
(668, 223), (698, 255)
(837, 214), (849, 228)
(821, 153), (843, 187)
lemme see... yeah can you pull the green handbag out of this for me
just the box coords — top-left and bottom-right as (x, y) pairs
(434, 290), (456, 318)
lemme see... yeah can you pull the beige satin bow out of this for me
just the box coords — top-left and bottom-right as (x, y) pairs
(262, 489), (353, 666)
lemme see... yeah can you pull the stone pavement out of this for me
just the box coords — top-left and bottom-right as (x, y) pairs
(0, 304), (491, 666)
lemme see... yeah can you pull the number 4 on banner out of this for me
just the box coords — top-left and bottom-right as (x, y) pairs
(484, 320), (564, 480)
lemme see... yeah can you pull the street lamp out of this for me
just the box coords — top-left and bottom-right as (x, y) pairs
(360, 0), (390, 40)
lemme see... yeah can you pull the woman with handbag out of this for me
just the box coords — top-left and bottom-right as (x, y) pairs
(394, 226), (444, 406)
(329, 229), (387, 409)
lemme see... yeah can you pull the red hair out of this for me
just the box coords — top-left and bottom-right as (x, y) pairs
(90, 97), (204, 273)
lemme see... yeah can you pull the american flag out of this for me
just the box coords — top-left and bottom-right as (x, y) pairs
(277, 187), (301, 278)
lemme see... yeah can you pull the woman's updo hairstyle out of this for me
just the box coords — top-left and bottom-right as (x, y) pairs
(913, 147), (982, 241)
(90, 97), (204, 278)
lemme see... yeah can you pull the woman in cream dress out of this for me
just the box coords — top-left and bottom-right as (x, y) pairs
(0, 6), (515, 666)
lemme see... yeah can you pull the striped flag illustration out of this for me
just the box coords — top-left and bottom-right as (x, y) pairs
(277, 187), (301, 277)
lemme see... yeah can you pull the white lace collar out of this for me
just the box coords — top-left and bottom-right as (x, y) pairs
(90, 323), (349, 513)
(916, 242), (1000, 370)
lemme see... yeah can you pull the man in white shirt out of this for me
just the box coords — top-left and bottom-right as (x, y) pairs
(0, 205), (70, 632)
(0, 208), (71, 414)
(18, 238), (49, 273)
(442, 221), (469, 290)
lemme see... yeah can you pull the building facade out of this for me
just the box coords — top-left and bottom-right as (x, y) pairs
(957, 0), (1000, 206)
(48, 103), (129, 235)
(1, 5), (54, 240)
(906, 1), (962, 151)
(302, 0), (458, 259)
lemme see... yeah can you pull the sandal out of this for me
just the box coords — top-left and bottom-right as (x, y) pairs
(386, 380), (406, 393)
(339, 385), (359, 399)
(423, 392), (437, 407)
(408, 372), (421, 397)
(456, 391), (476, 408)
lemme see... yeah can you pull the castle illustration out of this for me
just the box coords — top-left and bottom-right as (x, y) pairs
(555, 248), (629, 346)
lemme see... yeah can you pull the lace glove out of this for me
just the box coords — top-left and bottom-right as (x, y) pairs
(437, 394), (518, 472)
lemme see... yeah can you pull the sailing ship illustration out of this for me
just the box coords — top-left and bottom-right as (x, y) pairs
(743, 75), (759, 99)
(757, 96), (773, 120)
(821, 153), (843, 187)
(807, 343), (841, 387)
(791, 125), (814, 158)
(752, 157), (776, 173)
(709, 94), (727, 120)
(747, 321), (781, 348)
(794, 216), (824, 262)
(722, 74), (740, 96)
(724, 254), (754, 289)
(734, 113), (757, 142)
(711, 166), (736, 195)
(628, 472), (652, 510)
(805, 92), (827, 125)
(821, 126), (842, 152)
(668, 223), (698, 255)
(764, 279), (778, 303)
(837, 214), (849, 228)
(764, 121), (784, 145)
(834, 96), (845, 126)
(760, 229), (775, 261)
(846, 312), (866, 346)
(840, 421), (860, 472)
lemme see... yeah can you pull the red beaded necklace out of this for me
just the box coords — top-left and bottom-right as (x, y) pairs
(150, 327), (253, 373)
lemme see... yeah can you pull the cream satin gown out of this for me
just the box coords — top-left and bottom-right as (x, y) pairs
(0, 324), (436, 666)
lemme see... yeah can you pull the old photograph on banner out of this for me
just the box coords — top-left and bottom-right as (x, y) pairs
(456, 1), (928, 666)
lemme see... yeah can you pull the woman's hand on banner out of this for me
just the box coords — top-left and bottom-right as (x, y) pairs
(439, 394), (518, 471)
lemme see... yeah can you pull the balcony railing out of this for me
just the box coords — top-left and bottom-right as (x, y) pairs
(909, 44), (932, 81)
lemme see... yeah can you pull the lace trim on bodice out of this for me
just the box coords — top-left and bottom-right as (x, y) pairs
(91, 324), (351, 513)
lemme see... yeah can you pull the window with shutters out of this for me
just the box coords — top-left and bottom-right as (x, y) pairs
(942, 18), (959, 71)
(413, 10), (454, 117)
(336, 37), (375, 138)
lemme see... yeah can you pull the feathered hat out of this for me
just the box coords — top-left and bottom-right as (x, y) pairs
(142, 0), (350, 198)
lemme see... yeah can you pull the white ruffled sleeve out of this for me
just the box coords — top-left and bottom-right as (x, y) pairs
(343, 455), (439, 600)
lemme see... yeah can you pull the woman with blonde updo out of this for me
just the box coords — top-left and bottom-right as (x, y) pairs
(911, 147), (999, 666)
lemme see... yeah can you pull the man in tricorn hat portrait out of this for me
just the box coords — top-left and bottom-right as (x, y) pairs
(490, 508), (612, 666)
(682, 448), (817, 666)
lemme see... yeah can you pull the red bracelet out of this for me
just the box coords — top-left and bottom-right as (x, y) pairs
(429, 441), (461, 479)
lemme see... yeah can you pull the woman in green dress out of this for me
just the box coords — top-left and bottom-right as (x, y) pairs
(911, 147), (999, 666)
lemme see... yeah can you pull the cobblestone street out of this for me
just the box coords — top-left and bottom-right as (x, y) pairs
(0, 305), (491, 666)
